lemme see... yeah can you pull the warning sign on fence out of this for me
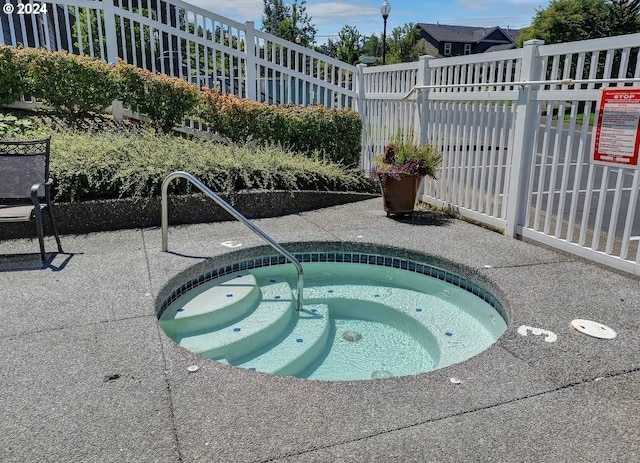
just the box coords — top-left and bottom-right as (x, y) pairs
(591, 88), (640, 169)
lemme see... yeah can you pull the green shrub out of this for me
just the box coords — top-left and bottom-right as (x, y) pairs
(117, 62), (201, 132)
(0, 113), (32, 135)
(286, 104), (362, 167)
(0, 49), (200, 131)
(116, 61), (146, 114)
(199, 89), (362, 166)
(0, 47), (362, 166)
(0, 46), (30, 106)
(10, 124), (375, 202)
(21, 49), (119, 113)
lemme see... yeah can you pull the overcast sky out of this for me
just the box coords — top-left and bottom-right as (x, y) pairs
(185, 0), (543, 41)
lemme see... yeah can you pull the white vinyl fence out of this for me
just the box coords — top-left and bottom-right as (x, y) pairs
(362, 35), (640, 275)
(0, 0), (360, 107)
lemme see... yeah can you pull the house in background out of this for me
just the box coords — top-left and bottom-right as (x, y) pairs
(416, 23), (521, 58)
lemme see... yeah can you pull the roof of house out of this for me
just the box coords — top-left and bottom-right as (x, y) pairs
(417, 23), (520, 44)
(503, 28), (522, 43)
(484, 43), (519, 52)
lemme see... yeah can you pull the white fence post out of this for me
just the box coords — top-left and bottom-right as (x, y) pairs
(356, 64), (366, 116)
(417, 55), (434, 146)
(415, 55), (434, 197)
(100, 0), (119, 65)
(244, 21), (258, 101)
(505, 39), (544, 238)
(356, 63), (367, 170)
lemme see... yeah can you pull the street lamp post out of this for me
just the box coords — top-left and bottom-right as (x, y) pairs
(381, 0), (391, 65)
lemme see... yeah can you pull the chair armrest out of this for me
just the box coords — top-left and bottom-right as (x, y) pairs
(30, 181), (46, 201)
(30, 184), (41, 203)
(31, 179), (54, 204)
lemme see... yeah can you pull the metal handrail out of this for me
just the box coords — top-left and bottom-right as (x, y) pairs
(161, 171), (303, 311)
(402, 76), (640, 99)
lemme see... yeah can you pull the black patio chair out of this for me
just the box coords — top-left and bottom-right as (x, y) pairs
(0, 137), (63, 261)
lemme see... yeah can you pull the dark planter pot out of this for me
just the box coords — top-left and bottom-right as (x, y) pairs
(378, 173), (423, 216)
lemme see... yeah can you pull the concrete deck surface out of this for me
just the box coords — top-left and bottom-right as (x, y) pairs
(0, 198), (638, 463)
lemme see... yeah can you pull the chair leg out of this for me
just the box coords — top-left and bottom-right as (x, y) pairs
(46, 202), (63, 253)
(33, 205), (46, 262)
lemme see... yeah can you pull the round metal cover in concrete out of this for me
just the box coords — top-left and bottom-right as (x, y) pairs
(570, 319), (617, 339)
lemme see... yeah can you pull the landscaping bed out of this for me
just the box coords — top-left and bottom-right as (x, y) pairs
(0, 110), (378, 239)
(0, 190), (378, 239)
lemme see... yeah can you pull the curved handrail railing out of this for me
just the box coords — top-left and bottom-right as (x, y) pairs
(161, 171), (303, 311)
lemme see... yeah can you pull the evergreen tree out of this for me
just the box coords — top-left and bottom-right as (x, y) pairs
(262, 0), (289, 35)
(609, 0), (640, 34)
(262, 0), (317, 47)
(317, 38), (337, 58)
(335, 25), (362, 65)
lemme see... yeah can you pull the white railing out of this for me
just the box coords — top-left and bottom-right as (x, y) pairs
(362, 35), (640, 275)
(161, 171), (304, 311)
(0, 0), (360, 108)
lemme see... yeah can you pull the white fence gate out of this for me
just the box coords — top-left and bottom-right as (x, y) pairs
(362, 35), (640, 275)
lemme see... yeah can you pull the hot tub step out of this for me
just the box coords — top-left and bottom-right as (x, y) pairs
(178, 281), (294, 361)
(232, 304), (330, 376)
(159, 272), (259, 338)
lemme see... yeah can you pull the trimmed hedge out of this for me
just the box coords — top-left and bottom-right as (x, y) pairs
(24, 49), (120, 113)
(8, 125), (376, 203)
(117, 62), (201, 132)
(199, 88), (362, 167)
(0, 47), (119, 113)
(0, 46), (362, 165)
(0, 47), (29, 106)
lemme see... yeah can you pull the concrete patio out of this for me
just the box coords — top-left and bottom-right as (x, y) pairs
(0, 198), (638, 462)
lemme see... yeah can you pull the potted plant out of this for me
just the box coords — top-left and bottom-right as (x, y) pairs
(373, 140), (441, 216)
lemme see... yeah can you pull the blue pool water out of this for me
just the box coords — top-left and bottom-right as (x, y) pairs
(159, 255), (507, 381)
(303, 315), (435, 380)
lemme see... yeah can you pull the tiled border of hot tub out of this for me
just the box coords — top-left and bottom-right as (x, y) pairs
(159, 252), (506, 321)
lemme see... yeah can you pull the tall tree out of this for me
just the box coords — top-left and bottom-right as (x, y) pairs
(325, 24), (424, 65)
(262, 0), (317, 47)
(609, 0), (640, 34)
(262, 0), (289, 34)
(517, 0), (640, 45)
(361, 34), (381, 59)
(386, 23), (424, 64)
(335, 25), (362, 65)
